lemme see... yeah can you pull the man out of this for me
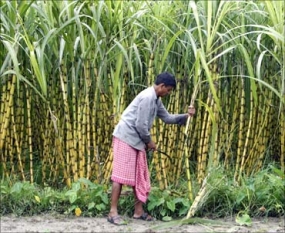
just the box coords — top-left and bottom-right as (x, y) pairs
(107, 72), (196, 225)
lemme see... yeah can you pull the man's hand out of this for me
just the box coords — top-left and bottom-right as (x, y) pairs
(188, 105), (196, 116)
(147, 141), (156, 151)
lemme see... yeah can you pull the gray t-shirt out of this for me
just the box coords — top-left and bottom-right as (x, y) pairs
(113, 86), (188, 150)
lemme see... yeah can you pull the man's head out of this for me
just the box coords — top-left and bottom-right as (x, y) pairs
(154, 72), (176, 97)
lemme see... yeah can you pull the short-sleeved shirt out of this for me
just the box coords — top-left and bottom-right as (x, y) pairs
(113, 86), (187, 150)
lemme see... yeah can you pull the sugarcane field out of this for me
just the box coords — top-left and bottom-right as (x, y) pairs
(0, 0), (284, 232)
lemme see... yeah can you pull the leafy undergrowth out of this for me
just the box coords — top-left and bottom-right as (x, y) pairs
(1, 164), (284, 221)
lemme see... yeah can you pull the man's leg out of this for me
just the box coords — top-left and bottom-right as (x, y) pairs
(109, 181), (122, 217)
(133, 188), (144, 217)
(132, 187), (153, 221)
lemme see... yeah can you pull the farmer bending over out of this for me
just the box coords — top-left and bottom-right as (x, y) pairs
(107, 72), (196, 225)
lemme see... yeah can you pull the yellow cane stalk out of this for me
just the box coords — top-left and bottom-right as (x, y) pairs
(245, 91), (266, 174)
(198, 96), (213, 184)
(234, 78), (246, 182)
(11, 105), (25, 181)
(281, 111), (285, 174)
(254, 88), (274, 173)
(169, 77), (182, 182)
(0, 75), (16, 150)
(183, 80), (200, 201)
(156, 123), (168, 190)
(238, 88), (254, 182)
(186, 173), (209, 218)
(26, 85), (33, 183)
(59, 63), (74, 184)
(79, 97), (87, 179)
(223, 79), (239, 169)
(90, 68), (100, 182)
(0, 82), (6, 133)
(86, 96), (91, 180)
(166, 107), (176, 182)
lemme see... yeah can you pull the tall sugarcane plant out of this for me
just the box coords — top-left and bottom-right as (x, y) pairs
(0, 0), (284, 210)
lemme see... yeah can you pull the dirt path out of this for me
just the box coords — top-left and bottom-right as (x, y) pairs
(1, 214), (284, 233)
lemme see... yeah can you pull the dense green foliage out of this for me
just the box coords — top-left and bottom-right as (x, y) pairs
(1, 164), (284, 219)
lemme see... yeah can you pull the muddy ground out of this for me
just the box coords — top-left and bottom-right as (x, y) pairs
(1, 213), (284, 233)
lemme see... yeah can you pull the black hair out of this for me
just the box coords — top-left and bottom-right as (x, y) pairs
(154, 72), (176, 90)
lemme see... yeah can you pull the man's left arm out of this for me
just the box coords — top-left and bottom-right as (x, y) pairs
(174, 105), (195, 125)
(157, 102), (195, 125)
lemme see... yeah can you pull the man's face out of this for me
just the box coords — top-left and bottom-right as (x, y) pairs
(159, 84), (174, 97)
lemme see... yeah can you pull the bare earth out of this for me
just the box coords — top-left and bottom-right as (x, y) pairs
(1, 214), (284, 233)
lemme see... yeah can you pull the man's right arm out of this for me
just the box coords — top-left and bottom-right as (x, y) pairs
(135, 97), (152, 145)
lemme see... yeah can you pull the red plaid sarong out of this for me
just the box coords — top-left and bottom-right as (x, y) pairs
(111, 137), (151, 203)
